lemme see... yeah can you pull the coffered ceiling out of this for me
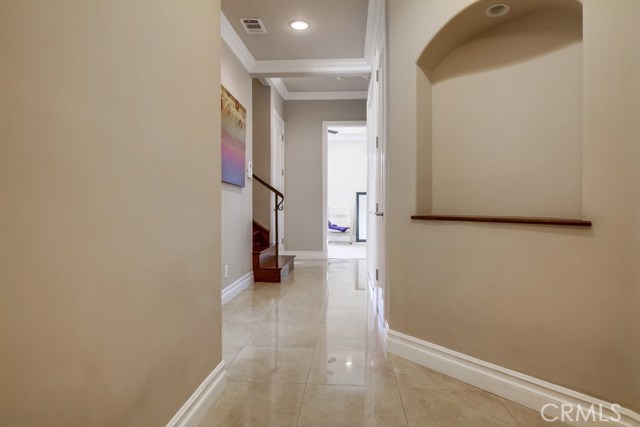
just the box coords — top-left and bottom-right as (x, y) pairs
(221, 0), (384, 99)
(221, 0), (369, 61)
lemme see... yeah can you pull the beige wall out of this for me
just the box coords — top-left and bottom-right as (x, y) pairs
(284, 100), (367, 252)
(252, 83), (285, 233)
(221, 41), (253, 289)
(429, 9), (583, 217)
(252, 80), (273, 229)
(388, 0), (639, 412)
(0, 1), (222, 426)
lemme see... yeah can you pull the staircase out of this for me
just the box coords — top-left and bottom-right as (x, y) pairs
(252, 221), (295, 282)
(252, 174), (295, 283)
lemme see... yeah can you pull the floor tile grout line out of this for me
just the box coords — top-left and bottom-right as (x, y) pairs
(295, 271), (339, 426)
(304, 290), (330, 385)
(388, 336), (411, 426)
(220, 261), (544, 426)
(498, 397), (524, 427)
(225, 264), (329, 427)
(295, 383), (309, 427)
(223, 270), (300, 367)
(296, 268), (329, 427)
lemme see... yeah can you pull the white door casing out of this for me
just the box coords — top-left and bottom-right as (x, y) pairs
(271, 109), (285, 251)
(369, 48), (386, 323)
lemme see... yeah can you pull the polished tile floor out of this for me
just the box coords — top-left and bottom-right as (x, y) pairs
(200, 259), (567, 427)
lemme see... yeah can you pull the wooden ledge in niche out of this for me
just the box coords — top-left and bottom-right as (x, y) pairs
(411, 214), (592, 227)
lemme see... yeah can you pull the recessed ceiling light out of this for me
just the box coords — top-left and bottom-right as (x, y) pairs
(485, 3), (511, 17)
(290, 20), (310, 31)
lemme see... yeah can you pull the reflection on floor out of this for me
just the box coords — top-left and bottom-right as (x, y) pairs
(202, 259), (568, 427)
(327, 242), (366, 259)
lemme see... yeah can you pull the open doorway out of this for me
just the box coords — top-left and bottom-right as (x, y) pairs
(323, 122), (368, 259)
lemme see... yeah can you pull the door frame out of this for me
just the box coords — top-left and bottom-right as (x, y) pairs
(363, 46), (388, 325)
(366, 81), (377, 301)
(271, 109), (285, 250)
(374, 47), (388, 324)
(322, 120), (368, 260)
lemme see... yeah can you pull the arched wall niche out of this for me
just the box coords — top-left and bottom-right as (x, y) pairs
(415, 0), (585, 219)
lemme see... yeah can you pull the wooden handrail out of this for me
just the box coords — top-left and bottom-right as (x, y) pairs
(253, 174), (284, 265)
(253, 174), (283, 199)
(253, 174), (284, 210)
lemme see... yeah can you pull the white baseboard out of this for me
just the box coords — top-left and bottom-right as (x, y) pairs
(166, 361), (227, 427)
(221, 272), (253, 304)
(282, 251), (326, 260)
(386, 329), (640, 427)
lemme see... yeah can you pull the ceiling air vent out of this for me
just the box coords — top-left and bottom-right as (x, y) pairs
(240, 18), (267, 34)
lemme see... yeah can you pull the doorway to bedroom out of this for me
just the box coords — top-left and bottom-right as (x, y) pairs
(324, 122), (368, 259)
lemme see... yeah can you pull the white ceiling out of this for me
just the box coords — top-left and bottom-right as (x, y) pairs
(282, 76), (370, 93)
(221, 0), (382, 99)
(221, 0), (369, 61)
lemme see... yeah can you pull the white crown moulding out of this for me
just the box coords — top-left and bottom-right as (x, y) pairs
(285, 91), (368, 101)
(251, 58), (371, 78)
(222, 12), (371, 77)
(267, 77), (289, 99)
(221, 12), (256, 72)
(267, 78), (367, 101)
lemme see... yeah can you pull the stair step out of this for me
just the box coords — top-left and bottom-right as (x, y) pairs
(254, 255), (295, 283)
(252, 220), (270, 246)
(252, 243), (271, 254)
(252, 244), (277, 269)
(259, 255), (294, 268)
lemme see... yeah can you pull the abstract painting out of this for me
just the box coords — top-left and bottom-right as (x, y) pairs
(221, 85), (246, 187)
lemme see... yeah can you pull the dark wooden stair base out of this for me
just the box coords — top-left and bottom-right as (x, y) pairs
(253, 220), (270, 246)
(252, 221), (295, 283)
(254, 255), (295, 283)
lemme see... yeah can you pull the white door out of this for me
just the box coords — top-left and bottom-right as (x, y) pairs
(271, 110), (285, 252)
(367, 86), (377, 299)
(367, 49), (386, 322)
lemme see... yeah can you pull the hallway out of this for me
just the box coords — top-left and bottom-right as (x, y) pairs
(201, 260), (564, 427)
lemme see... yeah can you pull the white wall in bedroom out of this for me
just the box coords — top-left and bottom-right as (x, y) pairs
(328, 130), (367, 233)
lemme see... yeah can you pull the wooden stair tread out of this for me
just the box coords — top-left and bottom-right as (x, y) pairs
(256, 255), (295, 269)
(252, 244), (277, 269)
(252, 243), (271, 254)
(252, 220), (270, 246)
